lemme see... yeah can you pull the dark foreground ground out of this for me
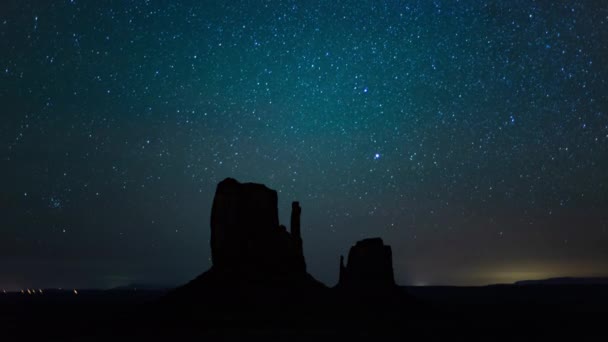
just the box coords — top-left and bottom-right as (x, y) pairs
(1, 285), (607, 341)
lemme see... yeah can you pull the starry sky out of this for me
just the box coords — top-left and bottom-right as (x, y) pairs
(1, 0), (607, 289)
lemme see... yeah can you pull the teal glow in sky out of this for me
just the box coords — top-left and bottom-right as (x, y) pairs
(1, 1), (608, 288)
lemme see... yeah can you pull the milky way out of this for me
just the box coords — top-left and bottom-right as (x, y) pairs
(1, 1), (607, 288)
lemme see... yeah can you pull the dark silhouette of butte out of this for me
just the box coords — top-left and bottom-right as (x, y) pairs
(210, 178), (307, 277)
(338, 238), (396, 290)
(168, 178), (324, 306)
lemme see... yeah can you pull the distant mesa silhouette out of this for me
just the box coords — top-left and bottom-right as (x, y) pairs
(337, 238), (396, 290)
(514, 277), (608, 286)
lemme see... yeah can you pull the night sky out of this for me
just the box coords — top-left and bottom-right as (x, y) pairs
(1, 1), (607, 290)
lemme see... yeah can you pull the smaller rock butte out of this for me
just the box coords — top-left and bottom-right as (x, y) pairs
(338, 238), (396, 289)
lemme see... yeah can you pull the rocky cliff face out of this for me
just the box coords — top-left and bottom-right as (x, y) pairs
(210, 178), (306, 275)
(338, 238), (396, 289)
(172, 177), (322, 301)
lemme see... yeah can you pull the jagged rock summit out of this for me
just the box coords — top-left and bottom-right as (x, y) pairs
(210, 178), (306, 275)
(338, 238), (396, 290)
(170, 178), (323, 302)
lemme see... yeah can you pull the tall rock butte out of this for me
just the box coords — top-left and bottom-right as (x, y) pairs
(210, 178), (306, 276)
(338, 238), (396, 289)
(172, 178), (322, 298)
